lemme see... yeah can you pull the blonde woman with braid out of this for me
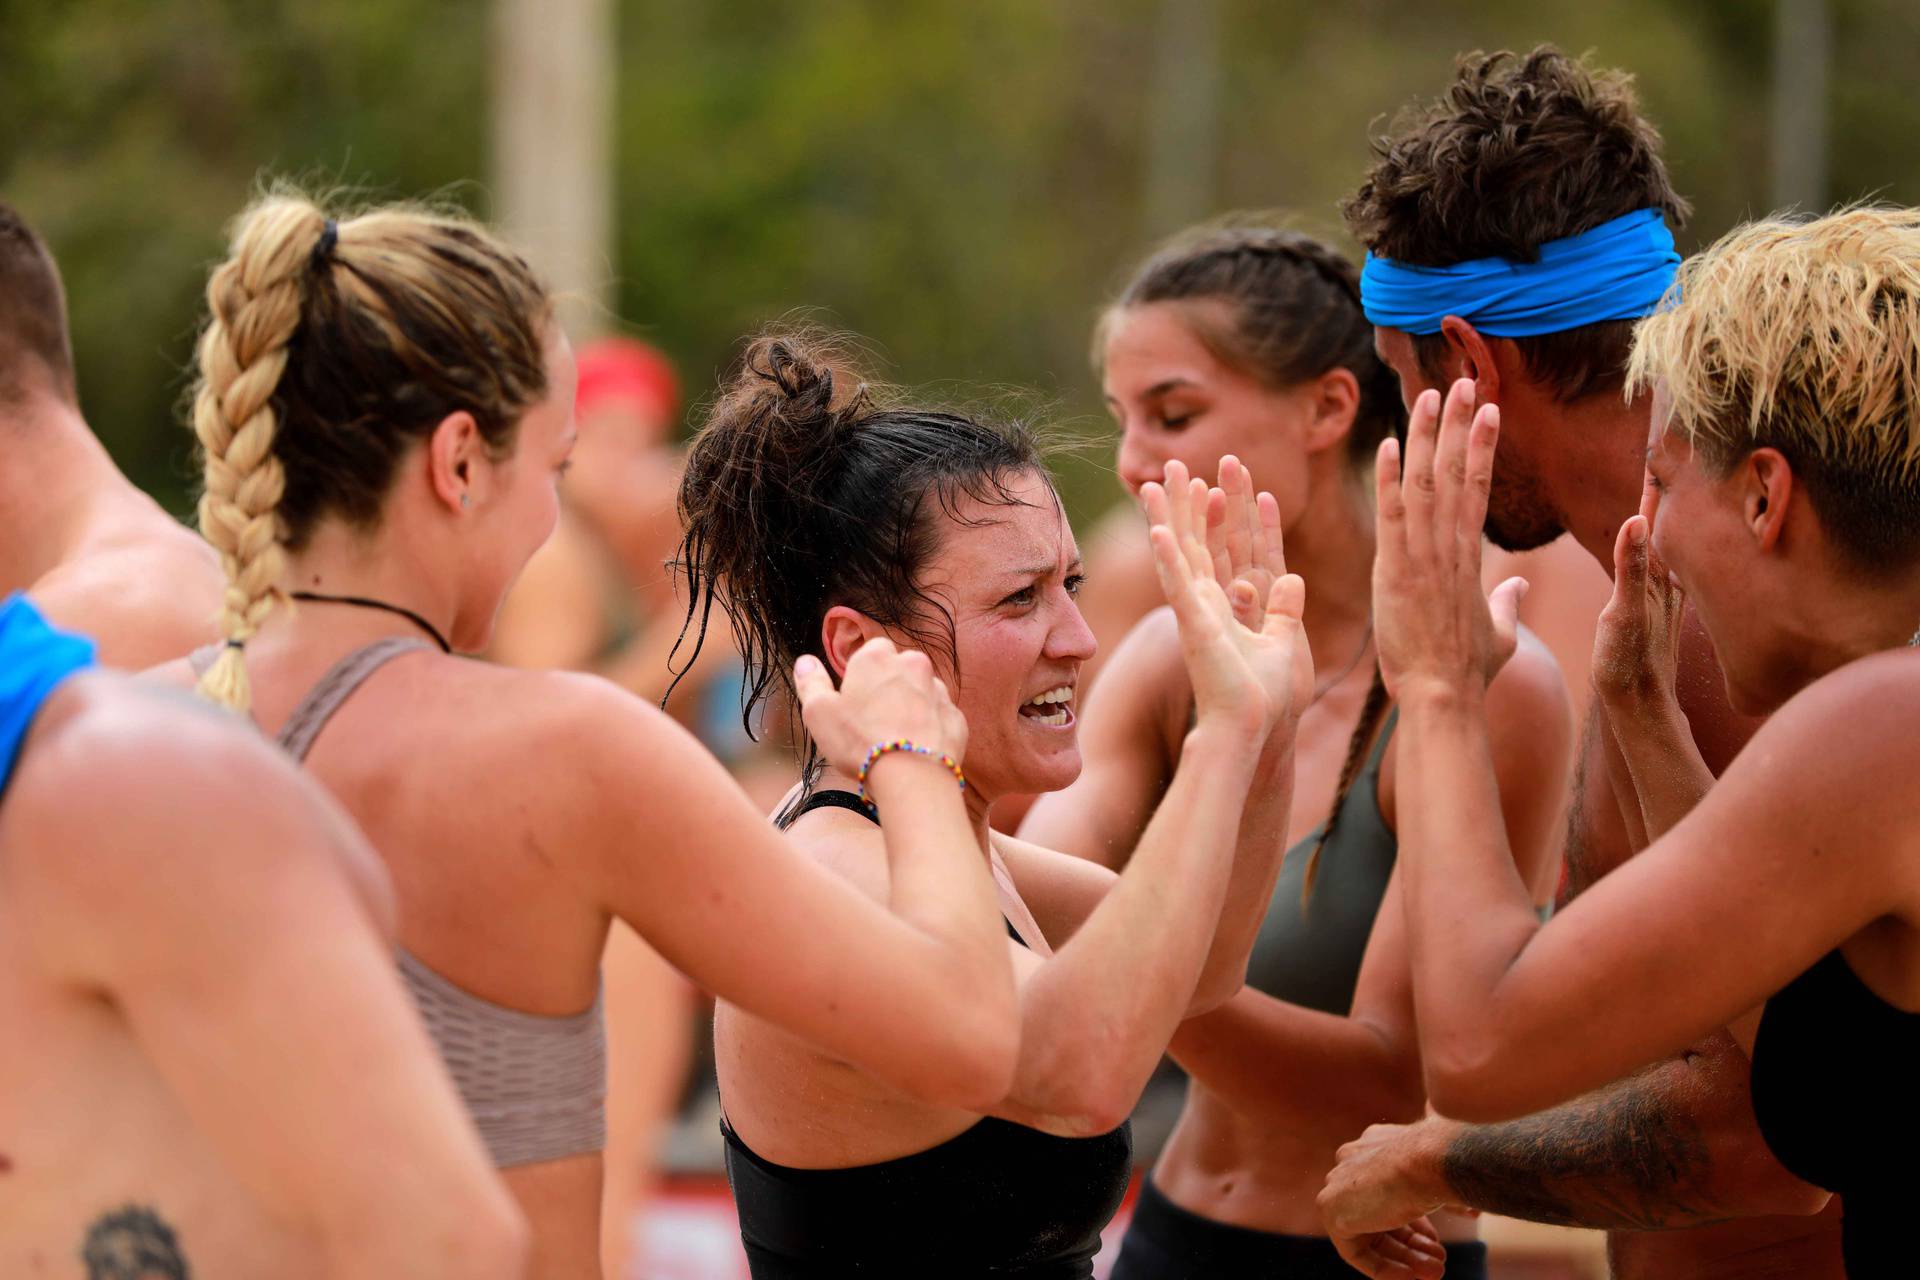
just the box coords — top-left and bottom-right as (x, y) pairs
(1020, 222), (1573, 1279)
(150, 192), (1021, 1280)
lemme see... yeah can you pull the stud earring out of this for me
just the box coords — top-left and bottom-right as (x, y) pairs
(460, 493), (471, 508)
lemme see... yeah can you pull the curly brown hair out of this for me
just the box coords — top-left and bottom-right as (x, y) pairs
(1343, 47), (1691, 402)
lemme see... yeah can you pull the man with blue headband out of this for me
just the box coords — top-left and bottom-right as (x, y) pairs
(1318, 47), (1845, 1280)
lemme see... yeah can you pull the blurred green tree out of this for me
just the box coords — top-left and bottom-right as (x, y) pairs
(2, 0), (1916, 527)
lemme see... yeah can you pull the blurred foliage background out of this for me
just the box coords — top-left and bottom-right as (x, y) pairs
(3, 0), (1917, 525)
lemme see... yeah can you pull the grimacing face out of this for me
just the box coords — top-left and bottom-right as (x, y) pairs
(909, 469), (1097, 802)
(1372, 325), (1564, 551)
(1104, 301), (1325, 528)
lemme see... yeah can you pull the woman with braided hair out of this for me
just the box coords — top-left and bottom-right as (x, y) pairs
(149, 191), (1025, 1279)
(1019, 219), (1574, 1279)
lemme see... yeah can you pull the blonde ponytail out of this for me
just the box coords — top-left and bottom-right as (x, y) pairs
(191, 196), (327, 711)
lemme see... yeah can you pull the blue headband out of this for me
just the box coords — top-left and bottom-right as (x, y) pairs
(0, 594), (97, 799)
(1360, 208), (1680, 337)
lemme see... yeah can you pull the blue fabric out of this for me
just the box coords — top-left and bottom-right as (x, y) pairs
(1360, 208), (1681, 337)
(0, 594), (97, 797)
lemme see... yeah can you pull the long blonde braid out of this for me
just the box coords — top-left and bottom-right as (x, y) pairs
(191, 197), (329, 711)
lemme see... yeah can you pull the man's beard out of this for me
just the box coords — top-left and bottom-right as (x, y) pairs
(1484, 451), (1565, 552)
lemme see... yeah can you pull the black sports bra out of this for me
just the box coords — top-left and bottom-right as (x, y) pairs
(723, 789), (1133, 1276)
(1751, 947), (1920, 1275)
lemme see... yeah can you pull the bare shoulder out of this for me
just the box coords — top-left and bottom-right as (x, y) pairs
(8, 673), (332, 861)
(1086, 604), (1188, 736)
(441, 661), (769, 859)
(1686, 651), (1920, 922)
(1742, 648), (1920, 784)
(781, 802), (893, 903)
(30, 524), (222, 670)
(3, 674), (388, 964)
(1096, 605), (1182, 687)
(11, 671), (264, 803)
(1484, 625), (1573, 737)
(460, 661), (689, 771)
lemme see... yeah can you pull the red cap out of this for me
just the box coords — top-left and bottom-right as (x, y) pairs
(575, 337), (681, 426)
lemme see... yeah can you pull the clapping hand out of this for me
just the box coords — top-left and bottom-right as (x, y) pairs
(1142, 458), (1312, 746)
(1372, 380), (1527, 703)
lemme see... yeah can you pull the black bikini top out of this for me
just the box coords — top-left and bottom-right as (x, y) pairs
(780, 787), (1028, 946)
(1751, 947), (1920, 1274)
(731, 787), (1133, 1277)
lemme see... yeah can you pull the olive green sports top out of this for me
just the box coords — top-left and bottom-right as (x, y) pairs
(1244, 709), (1399, 1014)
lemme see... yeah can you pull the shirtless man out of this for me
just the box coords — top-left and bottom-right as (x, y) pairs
(1319, 47), (1842, 1278)
(0, 594), (526, 1278)
(0, 200), (222, 667)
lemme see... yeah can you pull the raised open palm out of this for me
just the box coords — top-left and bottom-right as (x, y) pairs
(1143, 458), (1313, 744)
(1592, 470), (1684, 707)
(1204, 454), (1316, 717)
(1372, 379), (1525, 702)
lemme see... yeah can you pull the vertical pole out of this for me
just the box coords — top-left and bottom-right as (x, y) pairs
(491, 0), (615, 338)
(1142, 0), (1223, 239)
(1770, 0), (1831, 213)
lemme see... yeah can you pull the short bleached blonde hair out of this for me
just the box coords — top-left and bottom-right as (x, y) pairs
(1628, 206), (1920, 569)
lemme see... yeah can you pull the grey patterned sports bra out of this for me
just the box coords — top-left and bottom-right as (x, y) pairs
(191, 637), (606, 1168)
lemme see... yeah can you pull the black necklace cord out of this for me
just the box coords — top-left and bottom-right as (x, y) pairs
(289, 590), (454, 654)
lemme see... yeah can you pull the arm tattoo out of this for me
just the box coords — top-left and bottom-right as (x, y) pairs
(81, 1205), (189, 1280)
(1440, 1067), (1728, 1231)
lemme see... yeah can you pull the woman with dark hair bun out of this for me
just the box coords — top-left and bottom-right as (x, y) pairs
(1019, 219), (1574, 1279)
(680, 332), (1313, 1278)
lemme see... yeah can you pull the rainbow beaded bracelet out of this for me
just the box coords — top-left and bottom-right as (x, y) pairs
(854, 739), (967, 809)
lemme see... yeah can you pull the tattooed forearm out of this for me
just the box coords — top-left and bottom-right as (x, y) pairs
(81, 1205), (189, 1280)
(1439, 1064), (1730, 1231)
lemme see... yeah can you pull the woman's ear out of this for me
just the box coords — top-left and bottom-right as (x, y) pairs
(1746, 448), (1795, 552)
(1438, 316), (1503, 407)
(426, 410), (485, 515)
(820, 605), (884, 679)
(1302, 366), (1361, 454)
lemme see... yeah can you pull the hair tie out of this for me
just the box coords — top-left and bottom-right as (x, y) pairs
(224, 637), (247, 650)
(310, 220), (339, 273)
